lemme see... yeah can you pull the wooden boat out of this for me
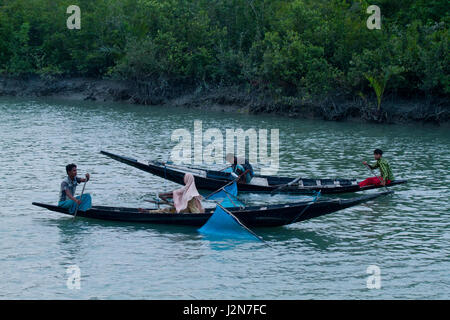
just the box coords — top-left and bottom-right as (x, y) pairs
(32, 191), (391, 227)
(100, 151), (407, 195)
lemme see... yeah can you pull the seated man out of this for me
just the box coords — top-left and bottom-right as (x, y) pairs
(58, 163), (91, 212)
(359, 149), (394, 187)
(224, 153), (254, 184)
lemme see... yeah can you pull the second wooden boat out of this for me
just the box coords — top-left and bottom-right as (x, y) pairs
(101, 151), (407, 194)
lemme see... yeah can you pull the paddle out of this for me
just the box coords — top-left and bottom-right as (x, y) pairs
(271, 174), (303, 193)
(219, 165), (231, 172)
(363, 162), (390, 192)
(289, 191), (321, 224)
(144, 198), (172, 206)
(143, 169), (248, 211)
(73, 179), (88, 219)
(204, 169), (250, 200)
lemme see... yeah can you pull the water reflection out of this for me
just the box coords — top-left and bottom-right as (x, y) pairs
(260, 227), (339, 251)
(199, 236), (265, 251)
(48, 217), (200, 239)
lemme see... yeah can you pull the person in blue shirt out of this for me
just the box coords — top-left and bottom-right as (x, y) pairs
(224, 153), (253, 183)
(58, 163), (91, 212)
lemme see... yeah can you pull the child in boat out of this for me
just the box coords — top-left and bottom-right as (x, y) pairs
(359, 149), (394, 187)
(139, 173), (205, 214)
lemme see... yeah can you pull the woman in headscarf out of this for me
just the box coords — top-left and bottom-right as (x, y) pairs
(139, 173), (205, 214)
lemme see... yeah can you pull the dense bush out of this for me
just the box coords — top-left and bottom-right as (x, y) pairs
(0, 0), (448, 101)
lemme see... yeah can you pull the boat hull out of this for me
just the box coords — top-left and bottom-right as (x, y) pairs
(100, 151), (407, 195)
(32, 191), (391, 227)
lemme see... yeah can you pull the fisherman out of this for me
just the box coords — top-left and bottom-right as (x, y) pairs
(224, 153), (254, 184)
(139, 173), (205, 214)
(58, 163), (91, 210)
(359, 149), (394, 187)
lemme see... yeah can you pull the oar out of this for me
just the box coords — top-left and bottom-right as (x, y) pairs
(219, 165), (231, 172)
(147, 169), (248, 210)
(363, 163), (390, 192)
(289, 191), (321, 224)
(204, 169), (250, 200)
(144, 199), (172, 206)
(271, 174), (303, 193)
(73, 180), (88, 219)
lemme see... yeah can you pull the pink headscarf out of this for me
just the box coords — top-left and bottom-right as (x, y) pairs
(173, 173), (204, 213)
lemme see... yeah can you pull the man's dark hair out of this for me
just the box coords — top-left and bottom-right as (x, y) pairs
(374, 149), (383, 155)
(66, 163), (77, 174)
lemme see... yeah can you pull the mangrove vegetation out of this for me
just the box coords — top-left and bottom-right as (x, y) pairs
(0, 0), (448, 120)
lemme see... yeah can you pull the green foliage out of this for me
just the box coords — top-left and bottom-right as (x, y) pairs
(0, 0), (448, 100)
(255, 30), (337, 96)
(3, 22), (34, 75)
(365, 66), (402, 111)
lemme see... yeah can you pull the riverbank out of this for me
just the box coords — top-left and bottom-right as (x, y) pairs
(0, 76), (448, 124)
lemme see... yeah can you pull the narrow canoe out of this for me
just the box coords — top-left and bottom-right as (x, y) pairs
(33, 191), (392, 227)
(100, 151), (407, 195)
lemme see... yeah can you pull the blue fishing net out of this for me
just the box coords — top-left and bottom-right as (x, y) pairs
(198, 205), (260, 240)
(205, 181), (245, 208)
(199, 182), (262, 241)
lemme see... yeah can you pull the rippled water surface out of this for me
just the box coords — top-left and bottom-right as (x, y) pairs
(1, 97), (449, 299)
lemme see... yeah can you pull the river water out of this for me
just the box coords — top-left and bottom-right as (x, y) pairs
(0, 97), (449, 299)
